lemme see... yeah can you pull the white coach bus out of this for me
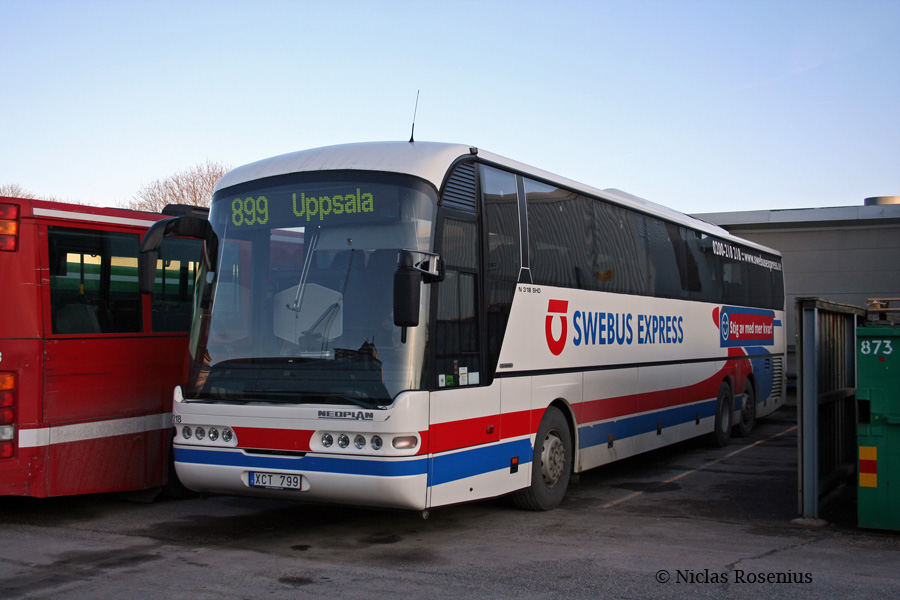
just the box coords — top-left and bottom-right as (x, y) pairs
(139, 141), (785, 512)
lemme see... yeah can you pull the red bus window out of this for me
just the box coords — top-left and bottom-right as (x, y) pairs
(47, 227), (142, 334)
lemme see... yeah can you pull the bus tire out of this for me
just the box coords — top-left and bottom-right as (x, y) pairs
(734, 379), (756, 438)
(513, 406), (572, 511)
(710, 382), (733, 448)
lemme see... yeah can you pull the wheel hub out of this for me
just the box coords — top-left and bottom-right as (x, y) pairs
(541, 432), (565, 488)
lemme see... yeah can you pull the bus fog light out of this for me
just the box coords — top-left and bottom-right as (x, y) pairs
(321, 433), (333, 448)
(392, 435), (418, 450)
(0, 425), (14, 441)
(208, 427), (219, 442)
(182, 426), (192, 440)
(337, 434), (350, 448)
(371, 435), (383, 450)
(195, 427), (206, 441)
(222, 428), (233, 443)
(354, 435), (366, 450)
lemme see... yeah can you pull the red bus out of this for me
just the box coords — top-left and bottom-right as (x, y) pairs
(0, 197), (203, 497)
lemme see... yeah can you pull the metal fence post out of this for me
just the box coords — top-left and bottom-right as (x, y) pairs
(799, 301), (820, 518)
(796, 298), (865, 521)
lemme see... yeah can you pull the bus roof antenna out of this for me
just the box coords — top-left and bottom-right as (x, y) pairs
(409, 90), (420, 143)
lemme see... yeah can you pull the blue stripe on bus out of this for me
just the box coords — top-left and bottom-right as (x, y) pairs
(174, 447), (428, 477)
(175, 438), (533, 486)
(176, 399), (725, 488)
(429, 438), (533, 486)
(578, 399), (718, 450)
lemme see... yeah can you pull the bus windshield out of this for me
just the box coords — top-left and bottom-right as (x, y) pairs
(185, 171), (437, 407)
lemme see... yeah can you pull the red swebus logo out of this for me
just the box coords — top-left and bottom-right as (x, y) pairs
(545, 299), (569, 356)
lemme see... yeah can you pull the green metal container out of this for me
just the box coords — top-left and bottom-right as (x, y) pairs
(856, 326), (900, 531)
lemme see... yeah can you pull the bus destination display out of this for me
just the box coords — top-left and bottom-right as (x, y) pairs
(227, 184), (397, 229)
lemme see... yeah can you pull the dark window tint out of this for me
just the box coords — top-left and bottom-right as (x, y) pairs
(592, 201), (649, 295)
(642, 217), (682, 298)
(48, 227), (142, 334)
(485, 170), (785, 312)
(151, 237), (202, 332)
(684, 231), (721, 303)
(434, 217), (480, 388)
(525, 179), (594, 290)
(482, 166), (520, 381)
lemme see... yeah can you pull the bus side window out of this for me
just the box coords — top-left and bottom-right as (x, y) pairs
(524, 179), (594, 291)
(643, 219), (682, 299)
(434, 216), (480, 387)
(151, 237), (203, 332)
(48, 226), (142, 335)
(592, 201), (649, 295)
(482, 166), (519, 382)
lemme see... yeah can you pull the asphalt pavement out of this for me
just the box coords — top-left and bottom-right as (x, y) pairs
(1, 406), (898, 599)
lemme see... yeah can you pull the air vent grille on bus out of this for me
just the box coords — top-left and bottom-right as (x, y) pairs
(771, 357), (784, 400)
(441, 162), (477, 212)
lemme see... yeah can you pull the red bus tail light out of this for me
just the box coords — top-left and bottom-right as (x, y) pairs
(0, 372), (14, 400)
(0, 372), (15, 423)
(0, 203), (20, 252)
(0, 372), (15, 458)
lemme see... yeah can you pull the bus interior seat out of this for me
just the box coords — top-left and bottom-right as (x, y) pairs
(56, 303), (102, 334)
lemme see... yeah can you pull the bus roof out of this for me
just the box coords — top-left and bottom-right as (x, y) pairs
(215, 141), (780, 257)
(2, 196), (167, 229)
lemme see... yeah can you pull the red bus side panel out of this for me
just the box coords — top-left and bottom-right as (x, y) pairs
(39, 335), (188, 496)
(0, 206), (42, 340)
(43, 336), (188, 423)
(0, 201), (46, 494)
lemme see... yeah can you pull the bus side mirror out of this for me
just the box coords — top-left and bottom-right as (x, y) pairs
(139, 247), (160, 294)
(393, 250), (421, 329)
(139, 215), (217, 294)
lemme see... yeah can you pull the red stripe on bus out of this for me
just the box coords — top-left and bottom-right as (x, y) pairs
(581, 375), (723, 423)
(428, 408), (543, 455)
(501, 409), (536, 438)
(581, 351), (746, 424)
(429, 415), (497, 454)
(233, 427), (314, 452)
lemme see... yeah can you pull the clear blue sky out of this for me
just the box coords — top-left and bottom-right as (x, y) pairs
(2, 0), (898, 214)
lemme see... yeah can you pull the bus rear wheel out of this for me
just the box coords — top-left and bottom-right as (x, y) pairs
(734, 379), (756, 438)
(513, 406), (572, 511)
(710, 382), (733, 448)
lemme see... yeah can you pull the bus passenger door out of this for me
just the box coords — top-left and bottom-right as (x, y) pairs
(428, 211), (501, 507)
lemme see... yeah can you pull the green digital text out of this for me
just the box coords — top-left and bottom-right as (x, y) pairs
(231, 196), (270, 227)
(292, 189), (374, 222)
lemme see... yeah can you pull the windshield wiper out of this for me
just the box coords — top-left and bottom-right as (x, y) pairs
(287, 226), (321, 312)
(212, 357), (319, 367)
(302, 302), (341, 336)
(303, 392), (386, 409)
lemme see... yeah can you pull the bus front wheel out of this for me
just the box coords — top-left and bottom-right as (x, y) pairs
(513, 406), (572, 511)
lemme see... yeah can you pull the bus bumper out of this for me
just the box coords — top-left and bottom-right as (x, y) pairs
(173, 445), (428, 510)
